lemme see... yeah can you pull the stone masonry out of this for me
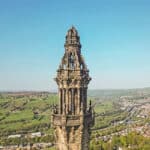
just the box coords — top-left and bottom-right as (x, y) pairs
(51, 26), (94, 150)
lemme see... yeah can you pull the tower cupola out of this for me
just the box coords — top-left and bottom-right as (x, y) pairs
(65, 26), (81, 48)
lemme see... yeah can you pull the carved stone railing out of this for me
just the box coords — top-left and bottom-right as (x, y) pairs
(52, 112), (94, 127)
(52, 114), (81, 126)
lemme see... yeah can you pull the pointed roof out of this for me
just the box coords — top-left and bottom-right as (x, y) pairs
(65, 26), (81, 48)
(67, 26), (78, 37)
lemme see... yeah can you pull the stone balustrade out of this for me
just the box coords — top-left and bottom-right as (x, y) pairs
(52, 113), (94, 127)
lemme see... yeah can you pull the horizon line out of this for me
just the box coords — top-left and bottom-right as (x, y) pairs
(0, 86), (150, 93)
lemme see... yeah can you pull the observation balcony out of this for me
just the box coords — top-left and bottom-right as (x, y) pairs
(51, 112), (94, 127)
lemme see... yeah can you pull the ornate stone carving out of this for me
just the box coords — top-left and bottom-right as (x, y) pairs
(52, 26), (94, 150)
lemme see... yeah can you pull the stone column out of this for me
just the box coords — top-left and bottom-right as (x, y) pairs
(71, 89), (73, 114)
(82, 88), (86, 113)
(85, 88), (87, 111)
(69, 89), (71, 113)
(74, 89), (77, 114)
(77, 88), (80, 114)
(66, 89), (69, 114)
(59, 89), (62, 114)
(72, 89), (75, 114)
(62, 89), (64, 115)
(63, 89), (66, 114)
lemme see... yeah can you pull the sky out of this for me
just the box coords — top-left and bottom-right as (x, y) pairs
(0, 0), (150, 91)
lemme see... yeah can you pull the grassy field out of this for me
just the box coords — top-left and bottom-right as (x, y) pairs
(0, 91), (118, 138)
(0, 89), (149, 149)
(0, 93), (58, 137)
(0, 89), (145, 137)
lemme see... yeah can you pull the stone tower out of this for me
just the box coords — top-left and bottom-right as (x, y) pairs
(52, 26), (94, 150)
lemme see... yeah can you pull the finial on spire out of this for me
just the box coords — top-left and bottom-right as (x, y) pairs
(71, 25), (75, 29)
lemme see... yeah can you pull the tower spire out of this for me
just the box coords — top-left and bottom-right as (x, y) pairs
(52, 27), (94, 150)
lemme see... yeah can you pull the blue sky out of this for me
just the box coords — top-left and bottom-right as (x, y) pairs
(0, 0), (150, 91)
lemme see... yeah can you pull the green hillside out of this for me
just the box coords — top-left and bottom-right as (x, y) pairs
(0, 88), (150, 149)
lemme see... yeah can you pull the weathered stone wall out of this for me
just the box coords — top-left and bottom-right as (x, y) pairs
(54, 124), (91, 150)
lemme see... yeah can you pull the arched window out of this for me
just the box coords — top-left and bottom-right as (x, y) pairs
(80, 64), (83, 70)
(69, 53), (75, 69)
